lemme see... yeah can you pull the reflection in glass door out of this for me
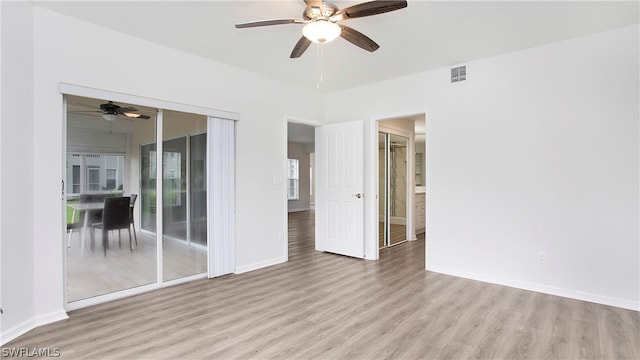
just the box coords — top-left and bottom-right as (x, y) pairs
(65, 94), (157, 302)
(378, 132), (409, 248)
(65, 94), (212, 306)
(162, 111), (208, 282)
(190, 133), (207, 246)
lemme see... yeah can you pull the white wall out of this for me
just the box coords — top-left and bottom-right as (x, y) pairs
(1, 4), (321, 344)
(1, 1), (40, 344)
(324, 25), (640, 310)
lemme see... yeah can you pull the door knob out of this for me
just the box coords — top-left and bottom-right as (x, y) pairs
(353, 193), (363, 199)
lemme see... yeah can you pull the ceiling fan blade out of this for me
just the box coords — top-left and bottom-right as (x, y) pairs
(331, 0), (407, 21)
(339, 25), (380, 52)
(235, 19), (303, 28)
(117, 107), (139, 113)
(290, 36), (312, 58)
(123, 112), (150, 120)
(304, 0), (322, 7)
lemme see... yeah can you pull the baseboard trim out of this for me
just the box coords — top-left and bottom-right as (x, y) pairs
(235, 256), (287, 274)
(428, 265), (639, 311)
(287, 208), (312, 213)
(1, 310), (68, 346)
(34, 310), (68, 327)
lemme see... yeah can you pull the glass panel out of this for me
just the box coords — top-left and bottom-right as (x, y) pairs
(189, 133), (207, 246)
(141, 144), (157, 233)
(86, 166), (100, 191)
(379, 132), (409, 248)
(162, 137), (187, 240)
(378, 132), (388, 248)
(162, 110), (208, 282)
(65, 94), (157, 302)
(388, 134), (408, 246)
(72, 165), (80, 194)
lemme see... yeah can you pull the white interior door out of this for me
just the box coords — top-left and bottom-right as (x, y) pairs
(315, 120), (365, 258)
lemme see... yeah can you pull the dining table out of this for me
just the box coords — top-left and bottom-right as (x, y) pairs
(67, 202), (104, 256)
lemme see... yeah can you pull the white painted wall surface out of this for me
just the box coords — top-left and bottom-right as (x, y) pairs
(1, 1), (40, 344)
(1, 4), (321, 343)
(324, 25), (640, 310)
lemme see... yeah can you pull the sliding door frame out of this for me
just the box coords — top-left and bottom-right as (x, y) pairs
(60, 83), (238, 311)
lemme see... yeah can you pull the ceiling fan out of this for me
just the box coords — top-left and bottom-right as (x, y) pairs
(74, 101), (151, 121)
(235, 0), (408, 58)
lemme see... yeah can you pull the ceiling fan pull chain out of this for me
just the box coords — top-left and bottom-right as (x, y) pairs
(317, 42), (323, 88)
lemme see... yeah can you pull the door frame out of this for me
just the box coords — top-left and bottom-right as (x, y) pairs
(378, 131), (413, 248)
(378, 123), (415, 247)
(283, 115), (322, 262)
(367, 111), (427, 262)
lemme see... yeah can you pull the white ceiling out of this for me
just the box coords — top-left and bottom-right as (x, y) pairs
(36, 1), (638, 93)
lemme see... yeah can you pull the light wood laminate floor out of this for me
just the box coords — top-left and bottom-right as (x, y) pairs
(379, 222), (407, 248)
(6, 210), (639, 359)
(67, 231), (207, 302)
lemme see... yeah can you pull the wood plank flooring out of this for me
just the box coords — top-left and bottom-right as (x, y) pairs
(379, 222), (407, 248)
(67, 231), (207, 302)
(5, 210), (639, 359)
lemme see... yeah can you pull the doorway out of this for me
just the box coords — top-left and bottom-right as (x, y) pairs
(377, 114), (425, 254)
(286, 120), (318, 259)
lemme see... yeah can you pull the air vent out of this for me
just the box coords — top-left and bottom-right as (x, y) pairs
(451, 65), (467, 83)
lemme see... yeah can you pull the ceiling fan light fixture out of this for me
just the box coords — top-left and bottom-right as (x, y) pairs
(123, 112), (141, 118)
(102, 113), (118, 121)
(302, 20), (341, 44)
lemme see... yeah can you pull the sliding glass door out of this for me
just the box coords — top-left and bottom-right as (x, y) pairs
(161, 110), (207, 281)
(65, 94), (157, 302)
(378, 132), (409, 248)
(65, 95), (212, 306)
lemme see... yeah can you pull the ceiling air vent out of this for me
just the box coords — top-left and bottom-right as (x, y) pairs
(450, 65), (467, 83)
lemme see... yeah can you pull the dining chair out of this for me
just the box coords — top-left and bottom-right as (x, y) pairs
(91, 196), (133, 256)
(129, 194), (138, 247)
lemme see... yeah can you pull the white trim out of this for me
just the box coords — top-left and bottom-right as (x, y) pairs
(288, 207), (313, 213)
(235, 256), (287, 274)
(59, 83), (239, 121)
(66, 283), (161, 311)
(429, 265), (640, 311)
(161, 273), (208, 288)
(65, 273), (208, 313)
(34, 310), (69, 328)
(1, 310), (68, 346)
(61, 95), (69, 315)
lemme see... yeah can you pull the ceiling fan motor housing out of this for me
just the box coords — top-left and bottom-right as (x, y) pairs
(303, 2), (338, 20)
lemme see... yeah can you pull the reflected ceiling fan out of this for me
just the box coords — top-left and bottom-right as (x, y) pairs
(235, 0), (408, 58)
(74, 101), (151, 121)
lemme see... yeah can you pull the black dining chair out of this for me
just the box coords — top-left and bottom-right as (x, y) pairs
(91, 197), (133, 256)
(129, 194), (138, 247)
